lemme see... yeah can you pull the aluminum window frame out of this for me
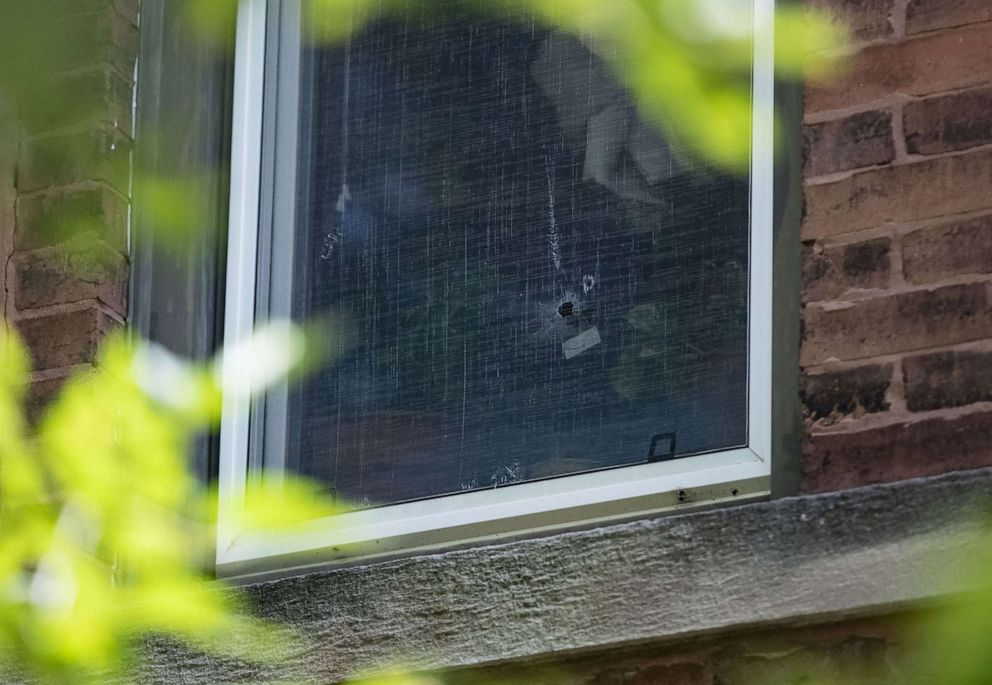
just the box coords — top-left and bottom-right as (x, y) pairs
(216, 0), (777, 578)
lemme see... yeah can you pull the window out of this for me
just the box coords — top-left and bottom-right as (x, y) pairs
(217, 0), (777, 576)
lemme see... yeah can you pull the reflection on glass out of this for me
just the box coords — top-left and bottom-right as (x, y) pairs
(283, 6), (751, 507)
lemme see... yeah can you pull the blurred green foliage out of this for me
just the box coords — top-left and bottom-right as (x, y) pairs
(0, 328), (343, 684)
(17, 2), (992, 685)
(186, 0), (845, 170)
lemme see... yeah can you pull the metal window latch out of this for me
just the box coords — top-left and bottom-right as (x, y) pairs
(647, 432), (677, 462)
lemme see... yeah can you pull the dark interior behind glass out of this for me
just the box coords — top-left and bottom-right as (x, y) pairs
(282, 6), (751, 507)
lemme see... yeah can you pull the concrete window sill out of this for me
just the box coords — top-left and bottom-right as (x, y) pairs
(141, 468), (992, 683)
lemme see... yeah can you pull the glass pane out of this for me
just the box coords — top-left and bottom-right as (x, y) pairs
(278, 4), (751, 507)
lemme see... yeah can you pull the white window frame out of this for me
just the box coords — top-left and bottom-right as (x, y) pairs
(216, 0), (776, 578)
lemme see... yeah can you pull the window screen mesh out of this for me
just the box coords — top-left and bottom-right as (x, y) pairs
(280, 6), (750, 506)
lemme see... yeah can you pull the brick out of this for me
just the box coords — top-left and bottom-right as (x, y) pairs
(904, 86), (992, 155)
(19, 67), (133, 138)
(803, 148), (992, 239)
(802, 237), (891, 301)
(17, 128), (131, 193)
(0, 202), (14, 320)
(53, 8), (138, 79)
(806, 23), (992, 113)
(717, 638), (890, 685)
(907, 0), (992, 34)
(591, 662), (706, 685)
(68, 0), (140, 26)
(1, 132), (14, 319)
(804, 110), (895, 176)
(117, 0), (139, 26)
(558, 619), (907, 685)
(806, 0), (895, 42)
(1, 189), (11, 245)
(14, 308), (119, 372)
(802, 363), (892, 421)
(902, 214), (992, 284)
(13, 242), (127, 314)
(801, 283), (992, 364)
(26, 377), (68, 425)
(15, 184), (127, 252)
(903, 349), (992, 411)
(11, 5), (138, 82)
(801, 410), (992, 492)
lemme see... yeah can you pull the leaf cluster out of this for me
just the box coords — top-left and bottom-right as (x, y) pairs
(0, 329), (339, 684)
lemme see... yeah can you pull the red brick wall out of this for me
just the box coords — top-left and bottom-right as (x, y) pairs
(0, 1), (136, 420)
(467, 613), (923, 685)
(800, 0), (992, 492)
